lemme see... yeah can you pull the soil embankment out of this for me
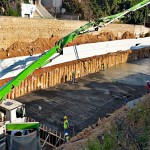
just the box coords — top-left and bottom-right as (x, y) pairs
(57, 95), (150, 150)
(0, 31), (135, 59)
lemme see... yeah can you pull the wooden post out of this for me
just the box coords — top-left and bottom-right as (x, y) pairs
(3, 48), (150, 99)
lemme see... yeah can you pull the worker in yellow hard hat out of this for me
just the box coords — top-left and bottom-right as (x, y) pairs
(64, 115), (69, 134)
(64, 116), (67, 120)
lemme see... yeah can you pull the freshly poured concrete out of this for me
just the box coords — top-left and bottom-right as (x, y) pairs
(16, 58), (150, 135)
(103, 58), (150, 85)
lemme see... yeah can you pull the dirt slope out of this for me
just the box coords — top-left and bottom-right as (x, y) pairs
(0, 32), (135, 59)
(57, 95), (150, 150)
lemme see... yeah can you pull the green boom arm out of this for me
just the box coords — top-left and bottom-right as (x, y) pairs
(0, 0), (149, 100)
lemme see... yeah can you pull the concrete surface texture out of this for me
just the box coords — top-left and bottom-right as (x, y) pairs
(16, 58), (150, 136)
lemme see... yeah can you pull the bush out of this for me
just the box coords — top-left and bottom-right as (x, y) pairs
(103, 134), (115, 150)
(7, 8), (20, 16)
(86, 139), (102, 150)
(86, 134), (115, 150)
(23, 0), (29, 4)
(138, 129), (149, 149)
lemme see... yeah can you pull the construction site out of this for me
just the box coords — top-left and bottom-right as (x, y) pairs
(0, 1), (150, 150)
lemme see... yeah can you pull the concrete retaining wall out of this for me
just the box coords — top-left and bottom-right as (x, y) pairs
(0, 17), (149, 49)
(0, 47), (150, 99)
(1, 37), (150, 80)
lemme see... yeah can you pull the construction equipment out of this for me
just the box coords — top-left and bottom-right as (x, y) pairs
(0, 0), (149, 149)
(0, 99), (41, 149)
(0, 0), (150, 100)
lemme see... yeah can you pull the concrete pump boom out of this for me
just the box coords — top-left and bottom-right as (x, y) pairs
(0, 0), (150, 100)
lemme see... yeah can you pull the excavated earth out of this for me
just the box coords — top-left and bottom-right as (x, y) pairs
(0, 31), (136, 59)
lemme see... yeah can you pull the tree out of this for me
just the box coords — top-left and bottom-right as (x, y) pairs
(89, 0), (103, 18)
(62, 0), (149, 24)
(0, 0), (21, 16)
(122, 0), (148, 24)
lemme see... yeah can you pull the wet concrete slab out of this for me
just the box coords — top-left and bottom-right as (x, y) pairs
(16, 58), (150, 135)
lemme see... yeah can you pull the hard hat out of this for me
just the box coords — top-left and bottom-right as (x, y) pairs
(64, 116), (67, 119)
(147, 80), (149, 82)
(65, 132), (68, 136)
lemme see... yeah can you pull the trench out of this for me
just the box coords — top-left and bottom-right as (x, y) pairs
(0, 48), (150, 99)
(15, 57), (150, 138)
(0, 48), (150, 148)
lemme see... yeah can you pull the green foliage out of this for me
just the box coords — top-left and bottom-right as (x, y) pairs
(7, 8), (20, 16)
(63, 0), (149, 24)
(89, 0), (102, 18)
(62, 0), (84, 19)
(128, 103), (149, 126)
(87, 139), (102, 150)
(86, 100), (150, 150)
(138, 127), (149, 149)
(0, 0), (21, 16)
(86, 134), (115, 150)
(103, 134), (115, 150)
(128, 105), (139, 123)
(127, 102), (150, 149)
(23, 0), (29, 3)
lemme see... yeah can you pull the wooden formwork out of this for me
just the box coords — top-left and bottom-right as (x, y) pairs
(0, 48), (150, 99)
(26, 117), (64, 148)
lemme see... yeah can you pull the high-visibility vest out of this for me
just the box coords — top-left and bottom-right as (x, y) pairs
(65, 135), (69, 142)
(64, 119), (69, 129)
(72, 71), (75, 77)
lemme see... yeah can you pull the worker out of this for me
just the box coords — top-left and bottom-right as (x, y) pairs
(64, 132), (69, 142)
(146, 80), (150, 94)
(124, 97), (128, 104)
(101, 63), (105, 71)
(64, 116), (69, 134)
(38, 106), (42, 115)
(72, 71), (76, 84)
